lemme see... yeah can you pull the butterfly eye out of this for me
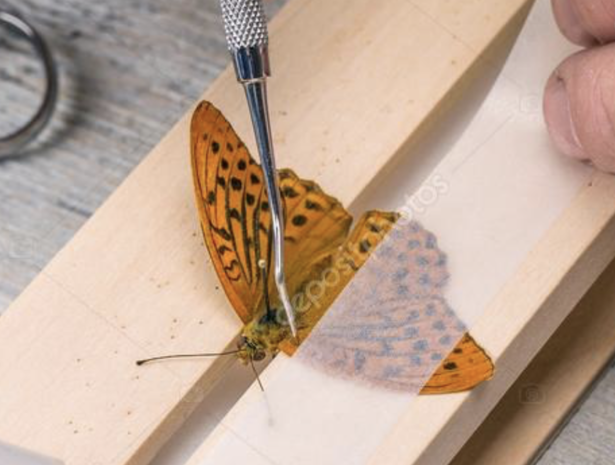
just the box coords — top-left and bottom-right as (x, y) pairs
(252, 350), (266, 362)
(238, 336), (249, 349)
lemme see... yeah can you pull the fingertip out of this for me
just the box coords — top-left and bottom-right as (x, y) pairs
(543, 70), (587, 161)
(545, 45), (615, 173)
(552, 0), (615, 46)
(551, 0), (597, 47)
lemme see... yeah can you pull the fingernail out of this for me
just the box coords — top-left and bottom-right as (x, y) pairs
(544, 73), (586, 160)
(552, 0), (597, 46)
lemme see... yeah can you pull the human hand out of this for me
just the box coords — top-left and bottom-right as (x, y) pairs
(544, 0), (615, 172)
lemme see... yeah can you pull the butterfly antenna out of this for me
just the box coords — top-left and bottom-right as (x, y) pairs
(136, 349), (242, 366)
(250, 356), (265, 392)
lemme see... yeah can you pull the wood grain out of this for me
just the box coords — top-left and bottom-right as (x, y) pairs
(2, 1), (615, 465)
(184, 2), (615, 464)
(0, 0), (536, 463)
(368, 174), (615, 465)
(452, 255), (615, 465)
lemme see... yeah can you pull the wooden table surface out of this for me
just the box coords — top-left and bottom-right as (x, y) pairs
(0, 1), (613, 464)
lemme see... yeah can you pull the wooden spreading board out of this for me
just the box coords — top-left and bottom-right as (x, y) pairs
(452, 256), (615, 465)
(1, 0), (615, 464)
(181, 0), (615, 461)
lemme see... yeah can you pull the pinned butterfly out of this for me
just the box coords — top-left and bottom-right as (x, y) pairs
(138, 101), (494, 394)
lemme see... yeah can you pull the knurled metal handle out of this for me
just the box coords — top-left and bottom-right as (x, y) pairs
(218, 0), (297, 335)
(220, 0), (271, 82)
(220, 0), (269, 51)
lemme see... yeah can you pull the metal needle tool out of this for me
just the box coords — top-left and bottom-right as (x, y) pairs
(219, 0), (298, 337)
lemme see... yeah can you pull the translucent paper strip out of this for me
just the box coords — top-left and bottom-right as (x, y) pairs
(197, 2), (593, 464)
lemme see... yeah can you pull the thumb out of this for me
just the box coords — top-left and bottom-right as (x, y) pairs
(552, 0), (615, 46)
(544, 43), (615, 173)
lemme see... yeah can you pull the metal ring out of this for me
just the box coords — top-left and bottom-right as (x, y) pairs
(0, 10), (58, 159)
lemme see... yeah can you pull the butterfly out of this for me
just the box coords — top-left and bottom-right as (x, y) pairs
(182, 100), (493, 393)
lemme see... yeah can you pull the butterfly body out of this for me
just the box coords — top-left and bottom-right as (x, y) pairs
(191, 101), (494, 393)
(237, 209), (400, 362)
(238, 309), (291, 363)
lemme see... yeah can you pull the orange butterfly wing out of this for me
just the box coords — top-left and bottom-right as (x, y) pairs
(191, 101), (352, 323)
(421, 333), (494, 394)
(284, 212), (494, 394)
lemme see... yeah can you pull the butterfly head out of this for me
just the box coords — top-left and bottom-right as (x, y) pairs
(237, 336), (267, 364)
(236, 307), (294, 364)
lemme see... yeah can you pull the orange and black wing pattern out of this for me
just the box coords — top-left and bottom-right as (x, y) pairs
(421, 334), (493, 394)
(191, 101), (493, 394)
(190, 101), (352, 323)
(292, 213), (494, 394)
(191, 101), (270, 322)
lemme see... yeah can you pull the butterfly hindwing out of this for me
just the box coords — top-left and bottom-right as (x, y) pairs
(279, 171), (353, 302)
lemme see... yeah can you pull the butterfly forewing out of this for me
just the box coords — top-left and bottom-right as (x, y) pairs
(191, 102), (353, 323)
(421, 333), (493, 393)
(291, 215), (494, 393)
(191, 102), (266, 321)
